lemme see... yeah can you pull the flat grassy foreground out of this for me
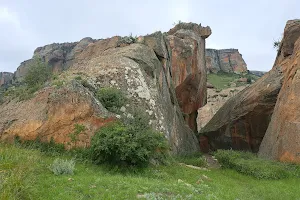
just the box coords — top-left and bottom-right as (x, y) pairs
(1, 144), (300, 200)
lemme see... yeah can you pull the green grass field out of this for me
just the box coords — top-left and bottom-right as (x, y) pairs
(1, 143), (300, 200)
(207, 72), (260, 90)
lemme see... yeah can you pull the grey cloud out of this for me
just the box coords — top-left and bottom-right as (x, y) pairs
(0, 0), (299, 72)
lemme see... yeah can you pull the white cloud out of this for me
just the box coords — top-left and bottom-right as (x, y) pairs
(0, 7), (20, 28)
(0, 6), (40, 72)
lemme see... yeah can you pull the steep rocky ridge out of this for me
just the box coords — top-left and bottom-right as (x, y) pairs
(0, 23), (211, 154)
(259, 20), (300, 163)
(206, 49), (248, 74)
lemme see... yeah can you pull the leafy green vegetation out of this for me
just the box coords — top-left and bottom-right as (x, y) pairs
(214, 150), (300, 180)
(3, 57), (52, 101)
(96, 87), (126, 113)
(23, 57), (51, 87)
(90, 120), (169, 167)
(68, 124), (86, 146)
(1, 143), (300, 200)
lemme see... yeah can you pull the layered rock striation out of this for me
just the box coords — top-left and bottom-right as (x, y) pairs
(206, 49), (248, 74)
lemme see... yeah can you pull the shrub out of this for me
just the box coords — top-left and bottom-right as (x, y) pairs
(214, 150), (300, 179)
(24, 57), (51, 88)
(49, 158), (75, 175)
(96, 87), (126, 113)
(273, 40), (281, 51)
(90, 119), (169, 167)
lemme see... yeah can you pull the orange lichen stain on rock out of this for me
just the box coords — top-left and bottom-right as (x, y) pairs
(279, 151), (300, 164)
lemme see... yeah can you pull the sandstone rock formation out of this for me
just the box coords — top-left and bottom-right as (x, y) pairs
(0, 22), (211, 155)
(167, 23), (211, 132)
(0, 72), (13, 87)
(197, 86), (246, 131)
(206, 49), (248, 74)
(200, 65), (282, 152)
(201, 20), (300, 162)
(259, 19), (300, 163)
(14, 37), (96, 81)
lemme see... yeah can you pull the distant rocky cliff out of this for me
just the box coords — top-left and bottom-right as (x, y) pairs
(206, 49), (248, 74)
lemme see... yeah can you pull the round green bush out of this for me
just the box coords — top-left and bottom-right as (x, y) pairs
(90, 121), (169, 167)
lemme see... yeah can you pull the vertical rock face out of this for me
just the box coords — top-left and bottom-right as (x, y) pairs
(0, 72), (13, 87)
(259, 19), (300, 164)
(0, 22), (211, 155)
(166, 23), (211, 132)
(206, 49), (248, 74)
(14, 37), (96, 81)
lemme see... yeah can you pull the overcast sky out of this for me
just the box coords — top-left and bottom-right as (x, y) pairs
(0, 0), (299, 72)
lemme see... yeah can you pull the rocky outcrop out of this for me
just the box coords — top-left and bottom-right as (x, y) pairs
(201, 20), (300, 159)
(200, 66), (282, 152)
(206, 49), (248, 74)
(14, 37), (96, 81)
(166, 23), (211, 132)
(197, 86), (246, 131)
(249, 70), (265, 77)
(259, 20), (300, 163)
(0, 22), (211, 155)
(0, 72), (13, 88)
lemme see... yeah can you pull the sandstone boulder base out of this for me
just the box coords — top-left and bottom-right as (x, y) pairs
(0, 72), (13, 87)
(259, 20), (300, 163)
(206, 49), (248, 74)
(0, 22), (211, 155)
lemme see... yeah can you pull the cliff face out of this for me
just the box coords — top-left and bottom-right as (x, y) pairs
(259, 20), (300, 163)
(0, 22), (211, 155)
(206, 49), (248, 74)
(0, 72), (13, 88)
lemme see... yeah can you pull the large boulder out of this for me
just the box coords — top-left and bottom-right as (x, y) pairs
(200, 66), (282, 152)
(206, 49), (248, 74)
(201, 20), (300, 157)
(167, 23), (211, 132)
(259, 20), (300, 163)
(0, 22), (211, 154)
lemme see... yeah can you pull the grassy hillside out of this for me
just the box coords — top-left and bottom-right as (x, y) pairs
(207, 72), (260, 90)
(1, 143), (300, 200)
